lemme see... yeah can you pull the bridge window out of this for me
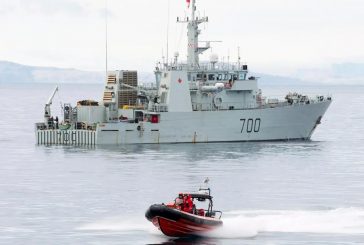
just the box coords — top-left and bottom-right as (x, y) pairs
(239, 72), (246, 80)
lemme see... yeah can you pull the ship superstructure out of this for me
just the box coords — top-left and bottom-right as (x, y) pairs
(35, 0), (331, 145)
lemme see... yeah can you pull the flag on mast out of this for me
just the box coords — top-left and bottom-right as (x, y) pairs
(186, 0), (191, 8)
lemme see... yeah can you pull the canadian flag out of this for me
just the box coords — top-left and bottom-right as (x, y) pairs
(186, 0), (191, 8)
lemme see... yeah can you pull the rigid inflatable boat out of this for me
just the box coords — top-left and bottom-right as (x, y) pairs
(145, 188), (222, 237)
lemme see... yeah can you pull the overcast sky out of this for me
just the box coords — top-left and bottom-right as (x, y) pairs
(1, 0), (363, 76)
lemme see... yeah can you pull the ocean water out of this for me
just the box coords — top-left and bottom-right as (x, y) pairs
(0, 83), (364, 244)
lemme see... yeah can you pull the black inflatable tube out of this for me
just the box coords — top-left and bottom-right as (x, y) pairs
(145, 204), (222, 227)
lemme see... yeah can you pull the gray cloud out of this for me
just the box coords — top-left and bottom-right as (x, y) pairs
(0, 0), (85, 16)
(27, 0), (85, 15)
(1, 0), (364, 75)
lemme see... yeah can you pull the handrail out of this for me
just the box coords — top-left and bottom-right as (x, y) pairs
(191, 96), (331, 112)
(153, 104), (168, 112)
(205, 210), (222, 219)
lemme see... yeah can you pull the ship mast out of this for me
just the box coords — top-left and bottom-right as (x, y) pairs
(188, 0), (197, 67)
(179, 0), (209, 69)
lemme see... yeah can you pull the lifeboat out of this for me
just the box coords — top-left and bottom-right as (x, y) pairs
(145, 188), (222, 237)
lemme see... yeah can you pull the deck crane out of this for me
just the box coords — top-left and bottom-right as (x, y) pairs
(44, 85), (59, 128)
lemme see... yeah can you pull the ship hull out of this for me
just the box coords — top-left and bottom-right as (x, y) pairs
(96, 100), (331, 144)
(35, 100), (331, 145)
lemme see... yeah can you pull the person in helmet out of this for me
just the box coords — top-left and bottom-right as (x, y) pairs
(175, 193), (184, 210)
(183, 194), (194, 213)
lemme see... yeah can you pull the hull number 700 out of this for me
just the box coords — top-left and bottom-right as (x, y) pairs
(240, 118), (261, 133)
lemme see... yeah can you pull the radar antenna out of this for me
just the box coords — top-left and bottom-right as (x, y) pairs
(199, 177), (211, 195)
(204, 177), (210, 184)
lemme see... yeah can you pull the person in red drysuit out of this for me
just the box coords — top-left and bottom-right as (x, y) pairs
(182, 194), (194, 213)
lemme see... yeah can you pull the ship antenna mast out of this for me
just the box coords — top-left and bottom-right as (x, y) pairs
(238, 46), (241, 68)
(105, 0), (108, 78)
(177, 0), (209, 69)
(166, 0), (171, 66)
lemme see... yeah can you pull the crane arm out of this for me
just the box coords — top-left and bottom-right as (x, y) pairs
(46, 85), (59, 106)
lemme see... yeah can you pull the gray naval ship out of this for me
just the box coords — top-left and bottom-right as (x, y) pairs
(35, 0), (332, 145)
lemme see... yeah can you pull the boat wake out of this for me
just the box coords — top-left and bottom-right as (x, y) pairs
(77, 207), (364, 239)
(207, 207), (364, 238)
(77, 215), (158, 234)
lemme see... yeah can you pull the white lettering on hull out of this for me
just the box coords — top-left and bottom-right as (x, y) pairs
(36, 130), (96, 146)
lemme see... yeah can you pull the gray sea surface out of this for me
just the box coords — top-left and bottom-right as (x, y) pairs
(0, 83), (364, 244)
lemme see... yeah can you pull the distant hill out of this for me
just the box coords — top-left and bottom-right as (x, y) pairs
(0, 60), (307, 85)
(295, 62), (364, 85)
(0, 61), (104, 84)
(251, 73), (307, 86)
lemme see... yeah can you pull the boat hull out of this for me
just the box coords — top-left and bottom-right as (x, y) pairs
(145, 204), (222, 237)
